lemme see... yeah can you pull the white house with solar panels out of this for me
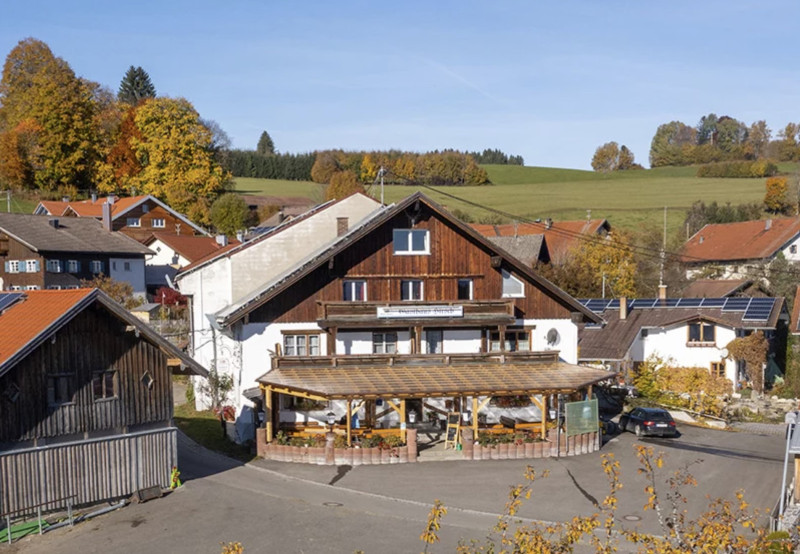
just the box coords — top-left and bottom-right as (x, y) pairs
(577, 296), (788, 390)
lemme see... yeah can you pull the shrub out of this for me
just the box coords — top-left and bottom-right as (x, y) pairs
(697, 160), (778, 178)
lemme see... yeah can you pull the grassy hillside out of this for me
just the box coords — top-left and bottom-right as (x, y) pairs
(233, 162), (800, 235)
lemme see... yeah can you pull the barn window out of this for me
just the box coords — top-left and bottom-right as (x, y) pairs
(393, 229), (429, 255)
(501, 269), (524, 297)
(401, 279), (423, 301)
(47, 374), (74, 406)
(343, 280), (367, 301)
(457, 278), (473, 300)
(93, 370), (117, 400)
(141, 371), (155, 390)
(2, 382), (20, 403)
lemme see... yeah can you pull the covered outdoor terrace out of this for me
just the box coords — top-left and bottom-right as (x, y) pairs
(256, 351), (614, 447)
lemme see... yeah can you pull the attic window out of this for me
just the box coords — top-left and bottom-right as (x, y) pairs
(688, 322), (715, 345)
(393, 229), (429, 255)
(501, 269), (524, 298)
(141, 371), (155, 390)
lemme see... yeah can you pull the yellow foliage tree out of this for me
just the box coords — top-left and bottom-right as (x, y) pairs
(325, 170), (364, 201)
(114, 97), (230, 225)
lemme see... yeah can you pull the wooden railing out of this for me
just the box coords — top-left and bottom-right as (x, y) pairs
(272, 350), (560, 369)
(317, 299), (515, 321)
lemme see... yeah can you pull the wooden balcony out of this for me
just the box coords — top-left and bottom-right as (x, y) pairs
(271, 350), (560, 370)
(316, 299), (516, 329)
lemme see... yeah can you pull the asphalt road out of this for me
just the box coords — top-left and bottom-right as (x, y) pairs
(10, 424), (786, 553)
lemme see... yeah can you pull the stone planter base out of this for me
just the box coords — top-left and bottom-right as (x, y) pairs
(467, 431), (599, 462)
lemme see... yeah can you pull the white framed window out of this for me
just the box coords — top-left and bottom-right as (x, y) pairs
(688, 322), (715, 345)
(25, 259), (39, 273)
(372, 332), (397, 354)
(283, 333), (321, 356)
(152, 218), (165, 228)
(67, 260), (80, 273)
(401, 279), (423, 301)
(10, 285), (23, 291)
(343, 280), (367, 301)
(488, 329), (531, 352)
(126, 217), (141, 228)
(457, 278), (473, 300)
(6, 260), (20, 273)
(393, 229), (429, 255)
(46, 259), (62, 273)
(24, 285), (39, 291)
(47, 285), (63, 290)
(501, 269), (524, 297)
(90, 260), (104, 274)
(426, 329), (443, 354)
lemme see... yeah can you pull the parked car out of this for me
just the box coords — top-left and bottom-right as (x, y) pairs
(619, 407), (678, 438)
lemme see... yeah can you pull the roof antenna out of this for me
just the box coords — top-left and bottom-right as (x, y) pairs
(659, 206), (667, 294)
(586, 209), (591, 221)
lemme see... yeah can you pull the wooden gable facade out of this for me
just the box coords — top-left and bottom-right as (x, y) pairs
(112, 199), (202, 242)
(245, 196), (591, 326)
(0, 290), (206, 516)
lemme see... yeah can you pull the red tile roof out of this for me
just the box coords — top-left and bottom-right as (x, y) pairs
(65, 196), (144, 218)
(681, 279), (754, 298)
(681, 218), (800, 263)
(148, 233), (240, 263)
(0, 289), (94, 368)
(472, 219), (609, 261)
(36, 201), (71, 216)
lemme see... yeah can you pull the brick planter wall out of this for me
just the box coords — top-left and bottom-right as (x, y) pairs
(462, 431), (600, 461)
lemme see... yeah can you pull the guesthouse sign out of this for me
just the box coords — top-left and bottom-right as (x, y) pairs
(376, 305), (464, 319)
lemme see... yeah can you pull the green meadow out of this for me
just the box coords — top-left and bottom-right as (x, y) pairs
(235, 162), (800, 235)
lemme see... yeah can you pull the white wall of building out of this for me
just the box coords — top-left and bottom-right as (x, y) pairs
(527, 319), (579, 363)
(109, 257), (146, 295)
(144, 238), (190, 288)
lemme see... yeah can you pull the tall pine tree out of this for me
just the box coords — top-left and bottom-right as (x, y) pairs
(118, 66), (156, 105)
(256, 130), (275, 155)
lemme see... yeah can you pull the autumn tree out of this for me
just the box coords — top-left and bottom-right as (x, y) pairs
(591, 142), (637, 172)
(649, 121), (696, 167)
(82, 274), (143, 309)
(325, 170), (364, 201)
(0, 38), (101, 191)
(210, 193), (253, 235)
(777, 123), (800, 161)
(118, 97), (230, 225)
(117, 66), (156, 105)
(727, 331), (769, 393)
(746, 120), (771, 159)
(256, 130), (275, 156)
(764, 176), (792, 214)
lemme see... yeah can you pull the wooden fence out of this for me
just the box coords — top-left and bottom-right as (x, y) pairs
(0, 428), (176, 516)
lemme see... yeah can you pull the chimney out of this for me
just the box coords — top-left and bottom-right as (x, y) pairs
(108, 195), (116, 205)
(236, 231), (244, 243)
(278, 209), (285, 223)
(61, 196), (70, 203)
(699, 236), (704, 244)
(619, 296), (627, 320)
(91, 192), (97, 203)
(102, 202), (112, 232)
(215, 235), (228, 247)
(545, 218), (553, 230)
(49, 219), (59, 229)
(658, 284), (667, 300)
(765, 219), (772, 230)
(336, 217), (349, 237)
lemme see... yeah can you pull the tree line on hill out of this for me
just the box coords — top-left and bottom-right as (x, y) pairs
(0, 39), (229, 224)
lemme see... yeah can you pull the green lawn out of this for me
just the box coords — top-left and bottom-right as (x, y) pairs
(173, 403), (255, 462)
(233, 162), (800, 234)
(1, 192), (37, 214)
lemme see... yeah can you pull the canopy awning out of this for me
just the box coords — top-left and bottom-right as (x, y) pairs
(257, 361), (615, 400)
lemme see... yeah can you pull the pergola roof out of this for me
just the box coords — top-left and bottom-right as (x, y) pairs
(257, 361), (614, 400)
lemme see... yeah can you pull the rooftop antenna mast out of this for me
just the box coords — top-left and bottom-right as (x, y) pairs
(376, 166), (386, 206)
(659, 206), (667, 289)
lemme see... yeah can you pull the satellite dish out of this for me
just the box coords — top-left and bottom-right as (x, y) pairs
(720, 347), (729, 358)
(546, 328), (560, 347)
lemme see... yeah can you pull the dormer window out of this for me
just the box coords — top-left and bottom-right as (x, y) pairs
(393, 229), (429, 255)
(688, 321), (715, 345)
(501, 269), (524, 298)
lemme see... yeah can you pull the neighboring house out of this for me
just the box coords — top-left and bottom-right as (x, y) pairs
(473, 218), (610, 264)
(241, 195), (316, 227)
(0, 289), (206, 517)
(681, 279), (759, 298)
(143, 232), (239, 290)
(189, 192), (608, 445)
(0, 213), (152, 295)
(681, 218), (800, 281)
(34, 195), (208, 243)
(484, 234), (550, 266)
(578, 296), (788, 389)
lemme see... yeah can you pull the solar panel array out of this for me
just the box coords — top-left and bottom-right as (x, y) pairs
(578, 297), (777, 322)
(0, 292), (24, 313)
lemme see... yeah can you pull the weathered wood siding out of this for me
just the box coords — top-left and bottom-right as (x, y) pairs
(249, 206), (578, 323)
(0, 429), (176, 514)
(0, 306), (173, 444)
(114, 201), (198, 241)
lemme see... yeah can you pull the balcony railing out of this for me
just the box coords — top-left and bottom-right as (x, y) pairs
(272, 350), (560, 370)
(317, 299), (516, 328)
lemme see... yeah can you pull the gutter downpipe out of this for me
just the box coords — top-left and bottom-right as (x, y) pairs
(780, 423), (793, 519)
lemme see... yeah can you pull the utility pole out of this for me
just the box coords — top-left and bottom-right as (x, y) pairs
(5, 191), (10, 213)
(659, 206), (666, 289)
(379, 166), (385, 206)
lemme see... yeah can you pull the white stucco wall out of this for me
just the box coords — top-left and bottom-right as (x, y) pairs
(527, 319), (579, 364)
(109, 257), (146, 295)
(144, 238), (190, 288)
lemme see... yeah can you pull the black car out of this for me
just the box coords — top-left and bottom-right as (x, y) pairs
(619, 407), (678, 438)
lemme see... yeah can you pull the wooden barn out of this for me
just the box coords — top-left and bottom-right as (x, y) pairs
(0, 289), (207, 518)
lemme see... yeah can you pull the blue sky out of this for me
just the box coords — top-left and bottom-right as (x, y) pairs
(2, 1), (799, 169)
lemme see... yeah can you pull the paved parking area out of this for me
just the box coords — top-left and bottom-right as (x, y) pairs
(9, 424), (786, 553)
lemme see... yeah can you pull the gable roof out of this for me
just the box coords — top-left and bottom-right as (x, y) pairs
(472, 219), (609, 261)
(485, 235), (549, 266)
(145, 232), (239, 263)
(214, 192), (602, 328)
(0, 289), (207, 377)
(35, 195), (209, 236)
(0, 213), (152, 255)
(175, 193), (380, 278)
(578, 297), (785, 361)
(681, 279), (754, 298)
(681, 218), (800, 263)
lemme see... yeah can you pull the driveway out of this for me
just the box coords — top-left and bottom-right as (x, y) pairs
(10, 424), (786, 553)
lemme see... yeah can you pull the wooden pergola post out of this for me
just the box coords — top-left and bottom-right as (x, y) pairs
(400, 399), (407, 443)
(264, 385), (273, 443)
(542, 394), (549, 440)
(346, 398), (352, 447)
(472, 396), (479, 438)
